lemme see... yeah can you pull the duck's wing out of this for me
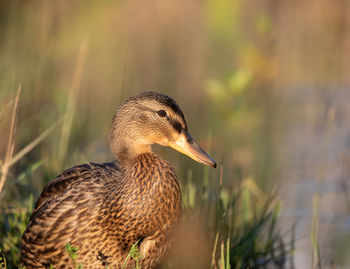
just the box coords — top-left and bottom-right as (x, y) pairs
(30, 161), (121, 221)
(21, 161), (121, 267)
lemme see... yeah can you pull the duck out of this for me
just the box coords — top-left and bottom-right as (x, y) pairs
(20, 91), (216, 268)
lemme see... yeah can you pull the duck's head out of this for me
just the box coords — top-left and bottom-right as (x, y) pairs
(109, 91), (216, 168)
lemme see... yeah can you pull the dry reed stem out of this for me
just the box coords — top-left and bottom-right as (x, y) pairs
(219, 164), (223, 187)
(311, 106), (336, 269)
(0, 85), (21, 194)
(211, 232), (219, 269)
(58, 40), (89, 166)
(6, 118), (62, 169)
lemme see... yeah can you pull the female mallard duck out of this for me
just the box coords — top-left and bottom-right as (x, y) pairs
(21, 91), (216, 268)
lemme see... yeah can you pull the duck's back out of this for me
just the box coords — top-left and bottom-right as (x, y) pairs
(20, 154), (182, 269)
(21, 161), (123, 268)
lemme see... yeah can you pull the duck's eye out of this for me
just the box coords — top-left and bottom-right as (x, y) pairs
(157, 110), (167, 117)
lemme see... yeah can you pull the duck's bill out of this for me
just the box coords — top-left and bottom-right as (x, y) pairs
(169, 130), (217, 168)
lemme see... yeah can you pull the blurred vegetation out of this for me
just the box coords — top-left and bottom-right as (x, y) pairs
(173, 173), (289, 268)
(1, 0), (350, 268)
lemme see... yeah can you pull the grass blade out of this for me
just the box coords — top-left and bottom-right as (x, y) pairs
(0, 85), (21, 194)
(58, 40), (88, 167)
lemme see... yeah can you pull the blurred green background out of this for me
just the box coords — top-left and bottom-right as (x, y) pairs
(1, 0), (350, 268)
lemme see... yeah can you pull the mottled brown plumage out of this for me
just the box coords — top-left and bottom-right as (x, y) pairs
(21, 92), (216, 268)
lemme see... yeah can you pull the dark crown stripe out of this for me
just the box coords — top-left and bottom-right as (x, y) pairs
(132, 91), (186, 122)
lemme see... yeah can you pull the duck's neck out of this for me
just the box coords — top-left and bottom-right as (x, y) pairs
(111, 138), (153, 168)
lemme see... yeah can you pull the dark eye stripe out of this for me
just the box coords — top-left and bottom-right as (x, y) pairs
(167, 118), (183, 133)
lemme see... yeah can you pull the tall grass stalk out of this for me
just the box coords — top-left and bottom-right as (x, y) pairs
(226, 237), (230, 269)
(202, 131), (212, 195)
(0, 85), (21, 194)
(311, 194), (320, 269)
(211, 232), (220, 268)
(183, 169), (196, 210)
(311, 107), (336, 269)
(58, 40), (89, 167)
(290, 223), (296, 269)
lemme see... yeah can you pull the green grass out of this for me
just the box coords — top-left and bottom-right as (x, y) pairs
(183, 173), (289, 268)
(122, 240), (143, 269)
(65, 243), (83, 269)
(0, 196), (33, 268)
